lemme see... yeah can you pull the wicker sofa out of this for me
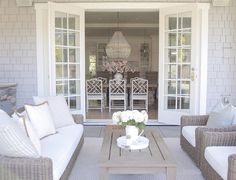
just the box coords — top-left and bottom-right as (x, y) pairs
(0, 113), (84, 180)
(201, 131), (236, 180)
(180, 115), (236, 168)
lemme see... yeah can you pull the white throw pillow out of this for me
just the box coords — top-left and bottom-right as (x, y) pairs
(25, 102), (56, 139)
(0, 109), (39, 158)
(33, 96), (75, 128)
(207, 105), (234, 127)
(12, 111), (41, 154)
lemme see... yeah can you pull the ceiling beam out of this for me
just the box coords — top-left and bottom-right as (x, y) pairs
(212, 0), (231, 6)
(86, 23), (159, 28)
(16, 0), (33, 6)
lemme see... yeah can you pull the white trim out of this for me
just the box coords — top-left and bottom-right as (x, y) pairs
(86, 23), (159, 28)
(158, 4), (210, 125)
(35, 2), (210, 123)
(199, 5), (209, 114)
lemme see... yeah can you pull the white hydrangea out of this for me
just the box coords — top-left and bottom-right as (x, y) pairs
(112, 111), (121, 124)
(112, 110), (148, 124)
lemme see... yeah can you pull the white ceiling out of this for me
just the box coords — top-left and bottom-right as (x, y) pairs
(85, 11), (159, 36)
(85, 12), (159, 24)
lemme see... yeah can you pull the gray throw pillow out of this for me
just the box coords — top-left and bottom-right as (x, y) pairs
(207, 106), (234, 128)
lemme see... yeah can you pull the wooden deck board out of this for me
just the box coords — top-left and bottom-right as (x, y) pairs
(99, 125), (176, 179)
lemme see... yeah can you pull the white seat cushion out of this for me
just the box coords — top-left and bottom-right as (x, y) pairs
(205, 146), (236, 180)
(182, 126), (203, 147)
(41, 124), (83, 180)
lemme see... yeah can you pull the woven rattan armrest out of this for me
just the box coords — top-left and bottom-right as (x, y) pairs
(0, 156), (53, 180)
(180, 115), (209, 130)
(197, 125), (236, 168)
(228, 154), (236, 180)
(200, 131), (236, 177)
(72, 114), (84, 124)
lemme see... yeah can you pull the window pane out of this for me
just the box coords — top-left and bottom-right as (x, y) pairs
(69, 80), (80, 95)
(168, 33), (177, 46)
(69, 64), (80, 79)
(56, 80), (68, 95)
(69, 96), (80, 109)
(69, 14), (80, 30)
(167, 96), (176, 109)
(56, 48), (67, 62)
(181, 81), (190, 95)
(165, 64), (176, 79)
(167, 49), (177, 63)
(179, 48), (191, 63)
(181, 97), (190, 109)
(55, 12), (67, 29)
(56, 64), (68, 79)
(182, 65), (191, 79)
(55, 29), (67, 46)
(69, 48), (80, 63)
(167, 16), (177, 30)
(178, 32), (191, 46)
(69, 32), (80, 46)
(168, 80), (176, 94)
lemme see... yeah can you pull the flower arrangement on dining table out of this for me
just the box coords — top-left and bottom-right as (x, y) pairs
(102, 60), (136, 73)
(112, 110), (148, 130)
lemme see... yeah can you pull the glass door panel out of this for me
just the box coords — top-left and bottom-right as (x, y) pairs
(159, 5), (198, 125)
(55, 12), (81, 110)
(164, 11), (192, 111)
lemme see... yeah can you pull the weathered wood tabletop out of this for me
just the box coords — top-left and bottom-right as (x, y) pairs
(99, 125), (176, 180)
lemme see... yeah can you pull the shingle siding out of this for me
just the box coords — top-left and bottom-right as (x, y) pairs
(0, 0), (37, 107)
(0, 0), (235, 112)
(207, 0), (236, 112)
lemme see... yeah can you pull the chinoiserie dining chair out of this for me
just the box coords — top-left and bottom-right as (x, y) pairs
(86, 78), (104, 112)
(97, 77), (108, 107)
(109, 79), (127, 112)
(130, 78), (148, 111)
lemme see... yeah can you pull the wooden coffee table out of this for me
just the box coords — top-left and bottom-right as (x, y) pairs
(99, 126), (176, 180)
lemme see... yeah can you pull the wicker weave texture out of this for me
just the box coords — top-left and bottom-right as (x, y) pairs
(201, 131), (236, 180)
(180, 115), (209, 167)
(0, 114), (84, 180)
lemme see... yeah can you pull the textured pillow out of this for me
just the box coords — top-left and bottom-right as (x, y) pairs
(25, 102), (56, 139)
(207, 105), (234, 127)
(33, 96), (74, 128)
(12, 111), (41, 154)
(0, 109), (39, 158)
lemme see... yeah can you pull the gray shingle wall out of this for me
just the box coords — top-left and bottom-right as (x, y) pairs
(0, 0), (37, 107)
(207, 0), (236, 112)
(0, 0), (235, 112)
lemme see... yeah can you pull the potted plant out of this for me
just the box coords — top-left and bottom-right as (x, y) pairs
(112, 110), (148, 142)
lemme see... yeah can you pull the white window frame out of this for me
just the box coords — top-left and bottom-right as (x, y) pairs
(35, 2), (209, 123)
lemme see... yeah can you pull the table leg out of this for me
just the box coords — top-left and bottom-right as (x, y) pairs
(166, 167), (176, 180)
(99, 168), (109, 180)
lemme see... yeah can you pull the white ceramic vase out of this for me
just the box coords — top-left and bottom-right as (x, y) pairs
(125, 125), (144, 145)
(114, 72), (123, 80)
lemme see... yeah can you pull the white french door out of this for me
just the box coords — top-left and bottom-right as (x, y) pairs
(158, 5), (198, 125)
(48, 2), (85, 115)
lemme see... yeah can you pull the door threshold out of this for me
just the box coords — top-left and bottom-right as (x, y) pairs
(84, 119), (175, 126)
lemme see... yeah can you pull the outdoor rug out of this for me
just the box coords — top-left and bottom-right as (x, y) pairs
(69, 137), (204, 180)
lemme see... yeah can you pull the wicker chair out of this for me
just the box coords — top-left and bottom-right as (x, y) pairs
(180, 115), (236, 168)
(201, 131), (236, 180)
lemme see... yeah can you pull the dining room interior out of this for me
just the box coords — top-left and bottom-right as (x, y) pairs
(84, 11), (159, 121)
